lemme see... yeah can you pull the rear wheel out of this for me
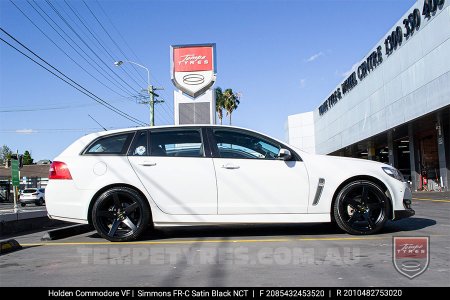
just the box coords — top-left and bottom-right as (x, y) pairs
(35, 198), (44, 206)
(92, 187), (150, 242)
(334, 180), (390, 235)
(20, 203), (26, 207)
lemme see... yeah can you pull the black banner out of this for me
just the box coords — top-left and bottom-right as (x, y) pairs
(0, 287), (445, 299)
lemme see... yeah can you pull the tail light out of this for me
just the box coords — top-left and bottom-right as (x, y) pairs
(49, 161), (72, 180)
(32, 192), (39, 195)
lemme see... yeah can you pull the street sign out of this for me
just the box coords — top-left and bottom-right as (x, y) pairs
(11, 159), (19, 187)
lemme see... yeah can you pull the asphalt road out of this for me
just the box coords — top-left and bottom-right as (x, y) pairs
(0, 202), (46, 213)
(1, 195), (449, 287)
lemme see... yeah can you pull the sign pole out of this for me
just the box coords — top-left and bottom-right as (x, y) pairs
(11, 158), (20, 213)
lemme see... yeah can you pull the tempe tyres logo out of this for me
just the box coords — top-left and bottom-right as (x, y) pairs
(393, 236), (429, 279)
(171, 44), (216, 98)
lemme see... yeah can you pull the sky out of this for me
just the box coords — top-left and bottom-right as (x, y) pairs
(0, 0), (416, 161)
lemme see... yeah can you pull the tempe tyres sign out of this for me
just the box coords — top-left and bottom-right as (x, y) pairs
(171, 44), (217, 98)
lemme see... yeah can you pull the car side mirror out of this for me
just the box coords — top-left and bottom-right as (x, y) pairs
(278, 148), (292, 161)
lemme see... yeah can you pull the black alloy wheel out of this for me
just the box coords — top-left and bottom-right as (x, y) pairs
(92, 187), (150, 242)
(334, 180), (390, 235)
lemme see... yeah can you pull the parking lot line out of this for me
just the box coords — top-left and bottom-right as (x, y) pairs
(20, 236), (387, 247)
(412, 198), (450, 203)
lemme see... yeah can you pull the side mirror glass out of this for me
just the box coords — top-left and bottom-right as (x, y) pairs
(278, 148), (292, 161)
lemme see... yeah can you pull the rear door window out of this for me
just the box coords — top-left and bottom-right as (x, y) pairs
(128, 131), (148, 156)
(149, 130), (204, 157)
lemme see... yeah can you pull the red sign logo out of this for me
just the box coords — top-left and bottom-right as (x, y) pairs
(173, 47), (213, 72)
(393, 236), (429, 279)
(171, 44), (216, 98)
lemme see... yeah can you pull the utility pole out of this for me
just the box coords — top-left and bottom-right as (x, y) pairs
(145, 85), (164, 126)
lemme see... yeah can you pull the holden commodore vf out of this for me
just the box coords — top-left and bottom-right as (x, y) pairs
(46, 125), (414, 242)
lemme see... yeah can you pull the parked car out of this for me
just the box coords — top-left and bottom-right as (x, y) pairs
(46, 125), (414, 242)
(20, 188), (45, 206)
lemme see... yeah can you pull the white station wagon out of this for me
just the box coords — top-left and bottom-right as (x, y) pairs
(46, 125), (414, 242)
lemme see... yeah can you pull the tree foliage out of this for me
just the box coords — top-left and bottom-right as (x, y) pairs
(22, 150), (33, 165)
(215, 87), (241, 125)
(0, 145), (12, 164)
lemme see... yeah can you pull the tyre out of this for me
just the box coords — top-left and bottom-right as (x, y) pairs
(92, 187), (150, 242)
(20, 203), (26, 207)
(334, 180), (390, 235)
(35, 198), (44, 206)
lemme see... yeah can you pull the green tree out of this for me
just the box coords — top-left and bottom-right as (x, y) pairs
(215, 87), (225, 125)
(0, 145), (12, 165)
(223, 89), (241, 125)
(22, 150), (33, 165)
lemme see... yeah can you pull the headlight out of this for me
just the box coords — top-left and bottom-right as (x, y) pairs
(382, 166), (405, 182)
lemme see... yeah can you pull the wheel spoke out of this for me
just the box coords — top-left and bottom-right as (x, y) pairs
(124, 202), (139, 215)
(122, 217), (137, 232)
(108, 219), (121, 237)
(365, 212), (375, 229)
(344, 196), (359, 208)
(348, 212), (359, 225)
(97, 210), (115, 219)
(367, 202), (382, 210)
(361, 185), (368, 203)
(112, 193), (121, 210)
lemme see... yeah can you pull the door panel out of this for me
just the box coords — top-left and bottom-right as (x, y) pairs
(214, 158), (309, 214)
(128, 156), (217, 215)
(127, 129), (217, 215)
(210, 128), (309, 214)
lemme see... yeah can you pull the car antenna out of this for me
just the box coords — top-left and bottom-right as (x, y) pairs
(88, 114), (107, 131)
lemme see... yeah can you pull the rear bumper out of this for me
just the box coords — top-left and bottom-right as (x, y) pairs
(20, 198), (40, 204)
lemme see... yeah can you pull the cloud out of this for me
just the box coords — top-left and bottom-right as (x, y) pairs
(15, 129), (36, 134)
(300, 79), (306, 89)
(341, 62), (359, 78)
(306, 52), (324, 63)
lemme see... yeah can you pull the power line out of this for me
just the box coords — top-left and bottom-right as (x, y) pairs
(0, 28), (148, 126)
(9, 0), (131, 99)
(25, 0), (138, 97)
(1, 128), (116, 133)
(43, 0), (141, 95)
(94, 0), (147, 84)
(62, 0), (145, 89)
(93, 0), (175, 123)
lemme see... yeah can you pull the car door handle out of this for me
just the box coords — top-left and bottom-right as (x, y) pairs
(221, 163), (240, 169)
(139, 162), (157, 166)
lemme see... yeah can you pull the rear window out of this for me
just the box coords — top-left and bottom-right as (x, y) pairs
(23, 189), (37, 193)
(84, 133), (134, 155)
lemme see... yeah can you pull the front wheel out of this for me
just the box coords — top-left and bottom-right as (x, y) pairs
(334, 180), (390, 235)
(92, 187), (150, 242)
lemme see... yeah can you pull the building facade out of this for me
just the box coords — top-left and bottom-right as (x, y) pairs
(286, 0), (450, 191)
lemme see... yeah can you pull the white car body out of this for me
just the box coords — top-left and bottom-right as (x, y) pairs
(46, 125), (414, 240)
(20, 188), (45, 205)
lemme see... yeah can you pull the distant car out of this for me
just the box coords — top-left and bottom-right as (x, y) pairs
(46, 125), (414, 242)
(20, 188), (45, 206)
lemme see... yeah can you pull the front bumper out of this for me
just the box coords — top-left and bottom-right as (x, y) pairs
(393, 197), (415, 220)
(393, 208), (415, 220)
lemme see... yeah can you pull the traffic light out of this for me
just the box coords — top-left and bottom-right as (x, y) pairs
(18, 154), (23, 169)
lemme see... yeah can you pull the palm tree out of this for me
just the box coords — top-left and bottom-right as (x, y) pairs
(223, 88), (240, 125)
(215, 87), (225, 125)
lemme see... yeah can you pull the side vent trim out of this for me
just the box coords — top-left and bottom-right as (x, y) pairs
(312, 178), (325, 206)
